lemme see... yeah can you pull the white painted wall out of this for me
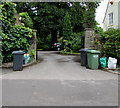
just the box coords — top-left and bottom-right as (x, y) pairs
(118, 1), (120, 29)
(103, 1), (120, 31)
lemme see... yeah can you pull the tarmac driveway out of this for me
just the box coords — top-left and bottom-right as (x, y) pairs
(2, 51), (118, 106)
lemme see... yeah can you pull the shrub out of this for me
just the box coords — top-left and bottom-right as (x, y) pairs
(30, 49), (35, 57)
(1, 2), (33, 63)
(2, 25), (33, 63)
(19, 12), (33, 28)
(1, 2), (16, 26)
(37, 34), (51, 50)
(94, 26), (104, 36)
(101, 28), (120, 63)
(70, 32), (83, 53)
(91, 26), (104, 50)
(60, 32), (83, 53)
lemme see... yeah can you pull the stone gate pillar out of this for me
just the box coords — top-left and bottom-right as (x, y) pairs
(27, 29), (37, 62)
(32, 29), (37, 61)
(85, 28), (95, 49)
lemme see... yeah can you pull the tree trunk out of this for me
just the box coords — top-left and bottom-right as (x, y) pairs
(51, 30), (57, 43)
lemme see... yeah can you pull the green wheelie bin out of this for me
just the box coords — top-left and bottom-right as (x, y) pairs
(87, 50), (100, 69)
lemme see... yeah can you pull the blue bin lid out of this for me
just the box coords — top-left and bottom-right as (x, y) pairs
(12, 51), (25, 55)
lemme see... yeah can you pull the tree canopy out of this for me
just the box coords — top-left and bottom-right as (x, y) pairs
(15, 2), (98, 37)
(15, 2), (98, 51)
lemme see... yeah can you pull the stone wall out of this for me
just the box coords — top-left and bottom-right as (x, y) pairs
(85, 28), (101, 50)
(27, 30), (37, 62)
(85, 28), (95, 49)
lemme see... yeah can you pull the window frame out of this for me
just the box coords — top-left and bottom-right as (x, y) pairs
(108, 12), (113, 25)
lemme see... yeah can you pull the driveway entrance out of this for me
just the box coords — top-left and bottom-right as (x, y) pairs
(2, 51), (118, 106)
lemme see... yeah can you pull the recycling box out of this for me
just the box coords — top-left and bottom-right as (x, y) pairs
(87, 50), (100, 70)
(12, 51), (25, 71)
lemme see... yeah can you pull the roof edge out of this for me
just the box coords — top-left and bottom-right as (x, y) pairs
(103, 0), (110, 23)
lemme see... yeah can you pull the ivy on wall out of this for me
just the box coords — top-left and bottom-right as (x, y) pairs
(1, 2), (33, 63)
(19, 12), (33, 28)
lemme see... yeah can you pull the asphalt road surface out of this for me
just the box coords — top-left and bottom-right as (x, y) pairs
(2, 51), (118, 106)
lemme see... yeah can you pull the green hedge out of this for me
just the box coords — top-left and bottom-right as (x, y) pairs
(101, 28), (120, 63)
(37, 34), (51, 50)
(19, 12), (33, 28)
(1, 2), (33, 63)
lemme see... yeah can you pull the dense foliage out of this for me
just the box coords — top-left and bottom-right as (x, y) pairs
(59, 12), (81, 53)
(2, 2), (98, 55)
(61, 12), (73, 52)
(2, 2), (119, 65)
(89, 26), (103, 50)
(1, 2), (33, 63)
(15, 2), (98, 52)
(101, 28), (120, 60)
(37, 34), (51, 50)
(19, 12), (33, 28)
(0, 3), (2, 64)
(94, 26), (104, 36)
(84, 2), (97, 28)
(63, 12), (72, 40)
(89, 27), (120, 64)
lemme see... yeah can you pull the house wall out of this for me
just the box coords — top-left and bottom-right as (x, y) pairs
(103, 1), (119, 31)
(118, 1), (120, 29)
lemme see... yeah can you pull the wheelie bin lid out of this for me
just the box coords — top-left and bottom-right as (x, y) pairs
(79, 48), (91, 52)
(12, 51), (25, 55)
(87, 50), (100, 54)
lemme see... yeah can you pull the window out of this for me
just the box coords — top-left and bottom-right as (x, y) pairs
(109, 12), (113, 25)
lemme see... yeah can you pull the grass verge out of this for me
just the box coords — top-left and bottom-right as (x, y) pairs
(60, 50), (80, 55)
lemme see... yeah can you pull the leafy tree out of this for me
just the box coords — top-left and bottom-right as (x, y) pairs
(84, 2), (98, 28)
(19, 12), (33, 28)
(61, 12), (73, 52)
(15, 2), (98, 52)
(63, 12), (72, 40)
(1, 2), (33, 63)
(70, 2), (85, 32)
(70, 32), (83, 52)
(15, 3), (86, 42)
